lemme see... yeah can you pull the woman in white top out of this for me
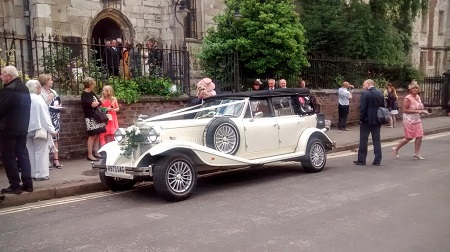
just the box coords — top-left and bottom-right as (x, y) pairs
(26, 80), (57, 181)
(39, 74), (63, 168)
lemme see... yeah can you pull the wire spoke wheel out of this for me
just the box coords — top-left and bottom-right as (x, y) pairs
(167, 160), (193, 193)
(214, 124), (238, 154)
(310, 143), (325, 168)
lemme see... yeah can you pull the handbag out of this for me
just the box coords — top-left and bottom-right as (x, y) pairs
(377, 107), (391, 124)
(34, 128), (48, 140)
(94, 108), (109, 123)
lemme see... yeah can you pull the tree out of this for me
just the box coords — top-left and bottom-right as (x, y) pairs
(199, 0), (308, 78)
(299, 0), (428, 65)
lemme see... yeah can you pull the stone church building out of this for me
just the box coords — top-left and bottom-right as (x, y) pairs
(0, 0), (222, 48)
(1, 0), (450, 76)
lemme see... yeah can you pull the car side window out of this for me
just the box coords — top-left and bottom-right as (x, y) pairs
(272, 96), (295, 116)
(246, 98), (271, 118)
(297, 95), (314, 115)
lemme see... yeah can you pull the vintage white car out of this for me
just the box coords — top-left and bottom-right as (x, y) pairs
(93, 88), (335, 201)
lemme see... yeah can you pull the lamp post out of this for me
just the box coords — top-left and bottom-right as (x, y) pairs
(175, 0), (190, 46)
(227, 2), (242, 92)
(175, 0), (190, 94)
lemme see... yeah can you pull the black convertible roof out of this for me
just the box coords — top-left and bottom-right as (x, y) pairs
(204, 88), (310, 101)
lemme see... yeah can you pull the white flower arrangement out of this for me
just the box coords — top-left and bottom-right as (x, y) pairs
(121, 125), (145, 158)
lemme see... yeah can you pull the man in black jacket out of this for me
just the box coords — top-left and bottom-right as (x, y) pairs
(354, 79), (384, 166)
(0, 66), (32, 194)
(103, 39), (122, 76)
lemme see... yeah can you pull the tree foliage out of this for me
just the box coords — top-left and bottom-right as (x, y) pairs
(199, 0), (308, 77)
(300, 0), (428, 65)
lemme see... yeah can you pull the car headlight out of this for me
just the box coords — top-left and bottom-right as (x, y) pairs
(114, 128), (126, 143)
(147, 127), (160, 143)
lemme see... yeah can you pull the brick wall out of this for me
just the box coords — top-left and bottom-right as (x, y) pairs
(314, 89), (408, 126)
(55, 95), (190, 159)
(0, 88), (408, 166)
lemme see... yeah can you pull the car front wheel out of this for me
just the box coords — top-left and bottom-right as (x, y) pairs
(153, 153), (197, 202)
(301, 138), (326, 173)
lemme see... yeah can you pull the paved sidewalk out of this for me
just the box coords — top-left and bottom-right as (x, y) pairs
(1, 116), (449, 208)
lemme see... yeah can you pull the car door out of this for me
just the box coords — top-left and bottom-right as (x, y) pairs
(242, 98), (279, 154)
(272, 96), (304, 152)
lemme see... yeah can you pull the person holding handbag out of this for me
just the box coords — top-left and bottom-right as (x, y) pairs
(38, 74), (63, 168)
(26, 80), (57, 181)
(385, 85), (399, 128)
(81, 77), (106, 161)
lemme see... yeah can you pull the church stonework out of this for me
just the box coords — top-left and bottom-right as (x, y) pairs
(0, 0), (225, 47)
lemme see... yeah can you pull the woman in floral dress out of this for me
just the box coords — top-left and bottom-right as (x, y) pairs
(99, 85), (119, 146)
(39, 74), (63, 168)
(392, 81), (429, 159)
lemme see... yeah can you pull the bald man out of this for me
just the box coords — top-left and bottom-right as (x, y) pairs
(0, 66), (33, 194)
(354, 79), (384, 166)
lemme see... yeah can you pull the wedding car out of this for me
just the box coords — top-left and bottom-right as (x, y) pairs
(92, 88), (334, 201)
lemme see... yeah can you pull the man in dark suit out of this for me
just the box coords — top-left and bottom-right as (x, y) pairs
(354, 79), (384, 166)
(103, 39), (122, 76)
(0, 66), (32, 194)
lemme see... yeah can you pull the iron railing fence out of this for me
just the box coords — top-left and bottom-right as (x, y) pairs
(0, 31), (190, 95)
(421, 76), (449, 108)
(303, 56), (381, 89)
(211, 54), (380, 92)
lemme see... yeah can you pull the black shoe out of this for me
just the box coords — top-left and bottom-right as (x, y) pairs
(21, 186), (34, 192)
(372, 163), (381, 166)
(87, 157), (99, 161)
(353, 161), (366, 166)
(1, 187), (23, 194)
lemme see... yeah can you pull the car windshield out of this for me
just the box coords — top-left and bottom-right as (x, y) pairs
(194, 98), (246, 119)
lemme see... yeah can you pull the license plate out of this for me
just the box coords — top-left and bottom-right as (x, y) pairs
(106, 165), (126, 173)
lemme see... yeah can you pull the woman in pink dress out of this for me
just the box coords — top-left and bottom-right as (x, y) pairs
(99, 85), (120, 146)
(392, 81), (429, 159)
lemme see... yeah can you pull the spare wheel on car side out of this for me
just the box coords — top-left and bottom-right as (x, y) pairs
(99, 159), (136, 191)
(204, 117), (240, 155)
(153, 153), (197, 202)
(301, 137), (327, 173)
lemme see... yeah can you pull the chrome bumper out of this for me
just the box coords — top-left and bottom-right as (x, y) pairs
(92, 163), (153, 178)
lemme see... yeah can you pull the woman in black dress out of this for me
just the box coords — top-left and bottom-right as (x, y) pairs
(81, 77), (106, 161)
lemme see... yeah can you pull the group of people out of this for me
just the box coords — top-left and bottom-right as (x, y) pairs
(102, 38), (162, 79)
(353, 79), (428, 167)
(0, 66), (120, 197)
(0, 66), (63, 195)
(81, 78), (120, 161)
(251, 79), (307, 91)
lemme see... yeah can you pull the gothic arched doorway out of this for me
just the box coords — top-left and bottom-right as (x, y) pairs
(91, 18), (123, 44)
(88, 9), (134, 74)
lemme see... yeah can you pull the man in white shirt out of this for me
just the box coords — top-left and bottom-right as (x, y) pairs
(338, 81), (353, 130)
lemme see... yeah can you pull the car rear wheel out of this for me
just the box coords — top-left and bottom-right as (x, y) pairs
(204, 117), (240, 155)
(99, 159), (136, 191)
(301, 138), (326, 173)
(153, 153), (197, 202)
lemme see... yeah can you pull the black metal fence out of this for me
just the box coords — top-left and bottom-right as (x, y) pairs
(0, 31), (190, 95)
(422, 76), (450, 108)
(211, 54), (380, 92)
